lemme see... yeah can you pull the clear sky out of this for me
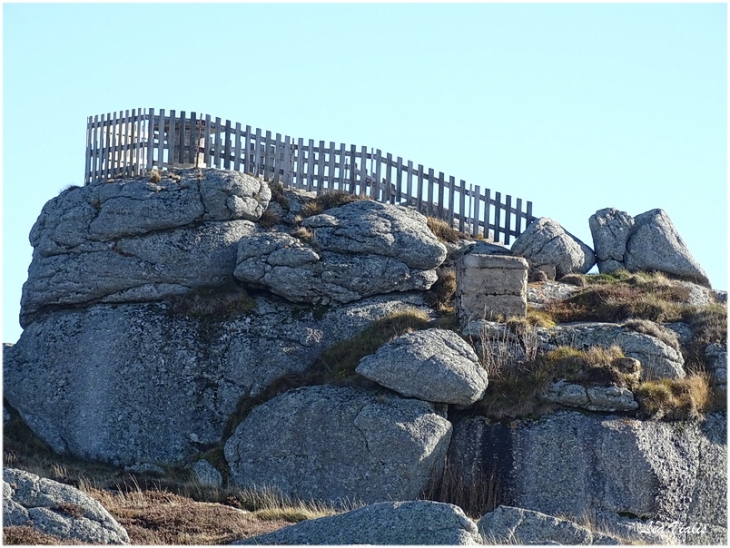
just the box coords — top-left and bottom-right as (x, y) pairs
(2, 2), (727, 344)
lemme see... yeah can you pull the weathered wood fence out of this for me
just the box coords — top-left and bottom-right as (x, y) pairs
(85, 108), (536, 244)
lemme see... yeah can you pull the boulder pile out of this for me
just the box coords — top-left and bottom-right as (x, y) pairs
(3, 168), (726, 544)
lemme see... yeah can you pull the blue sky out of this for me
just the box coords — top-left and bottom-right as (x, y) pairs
(2, 2), (727, 344)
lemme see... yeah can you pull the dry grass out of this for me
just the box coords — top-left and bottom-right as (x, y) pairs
(85, 486), (296, 545)
(258, 207), (282, 228)
(634, 373), (713, 420)
(300, 190), (367, 218)
(291, 225), (314, 244)
(267, 179), (289, 209)
(149, 170), (162, 183)
(423, 268), (457, 313)
(421, 458), (503, 519)
(3, 526), (85, 545)
(426, 216), (470, 244)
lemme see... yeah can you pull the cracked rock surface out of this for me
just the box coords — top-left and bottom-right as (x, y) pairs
(3, 468), (129, 544)
(224, 385), (452, 506)
(234, 200), (446, 304)
(3, 294), (433, 465)
(235, 500), (481, 545)
(356, 328), (488, 405)
(21, 169), (269, 326)
(510, 217), (595, 277)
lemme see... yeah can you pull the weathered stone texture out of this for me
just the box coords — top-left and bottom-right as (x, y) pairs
(21, 169), (272, 326)
(456, 254), (528, 324)
(3, 294), (432, 465)
(224, 385), (452, 506)
(478, 505), (594, 545)
(356, 328), (488, 405)
(235, 501), (481, 545)
(511, 217), (596, 277)
(3, 468), (129, 544)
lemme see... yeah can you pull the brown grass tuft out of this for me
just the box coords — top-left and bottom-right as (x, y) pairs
(426, 216), (469, 244)
(634, 373), (713, 420)
(300, 190), (366, 218)
(258, 208), (281, 228)
(149, 171), (162, 183)
(423, 268), (457, 313)
(291, 226), (314, 244)
(3, 526), (83, 545)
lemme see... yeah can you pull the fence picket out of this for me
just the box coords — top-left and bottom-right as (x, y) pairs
(395, 157), (403, 203)
(406, 161), (414, 206)
(359, 146), (368, 197)
(504, 195), (513, 245)
(416, 165), (424, 213)
(494, 191), (502, 243)
(472, 185), (481, 237)
(458, 179), (466, 232)
(437, 172), (445, 219)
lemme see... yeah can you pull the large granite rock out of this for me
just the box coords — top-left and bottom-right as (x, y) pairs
(356, 328), (488, 405)
(589, 208), (710, 287)
(224, 385), (452, 506)
(625, 209), (711, 286)
(234, 200), (446, 304)
(448, 412), (726, 527)
(589, 208), (635, 274)
(235, 501), (481, 545)
(3, 294), (432, 466)
(234, 232), (438, 304)
(21, 169), (271, 326)
(511, 217), (596, 277)
(3, 468), (129, 544)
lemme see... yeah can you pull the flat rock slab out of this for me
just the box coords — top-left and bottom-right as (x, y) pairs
(3, 468), (129, 544)
(224, 385), (452, 506)
(356, 328), (488, 405)
(541, 381), (639, 412)
(235, 501), (481, 545)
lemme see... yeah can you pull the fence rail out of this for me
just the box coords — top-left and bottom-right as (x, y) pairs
(85, 108), (536, 244)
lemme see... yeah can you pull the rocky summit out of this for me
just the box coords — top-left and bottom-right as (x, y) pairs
(3, 168), (726, 545)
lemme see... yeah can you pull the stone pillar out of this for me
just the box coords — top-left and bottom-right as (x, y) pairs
(455, 254), (528, 326)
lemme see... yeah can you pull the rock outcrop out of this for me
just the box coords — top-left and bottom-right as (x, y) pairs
(355, 328), (488, 406)
(589, 208), (710, 286)
(234, 200), (446, 304)
(20, 169), (271, 326)
(510, 217), (596, 277)
(3, 294), (432, 465)
(448, 412), (726, 527)
(3, 468), (129, 544)
(224, 385), (452, 506)
(236, 501), (482, 545)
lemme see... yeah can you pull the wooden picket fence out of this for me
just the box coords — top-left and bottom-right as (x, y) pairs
(85, 108), (536, 244)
